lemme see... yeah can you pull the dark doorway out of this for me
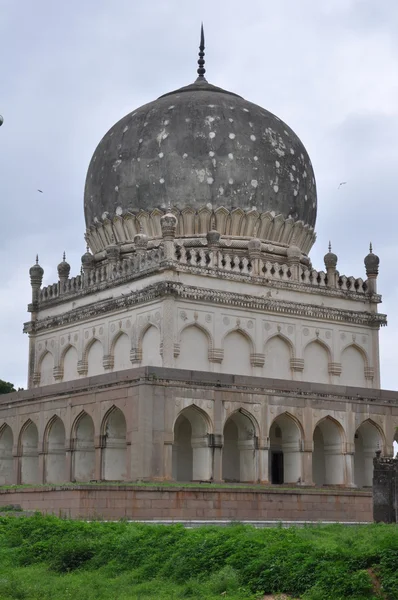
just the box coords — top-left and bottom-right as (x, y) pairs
(271, 451), (284, 484)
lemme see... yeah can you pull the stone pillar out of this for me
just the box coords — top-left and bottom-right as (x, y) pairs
(302, 440), (314, 486)
(248, 238), (262, 276)
(163, 439), (174, 481)
(282, 440), (302, 483)
(258, 438), (269, 483)
(81, 246), (95, 287)
(106, 244), (121, 280)
(192, 436), (212, 481)
(206, 230), (221, 268)
(286, 244), (301, 281)
(161, 297), (175, 367)
(57, 252), (71, 293)
(344, 450), (356, 488)
(160, 206), (177, 261)
(238, 440), (257, 482)
(364, 243), (379, 296)
(324, 242), (338, 287)
(210, 434), (223, 482)
(94, 436), (102, 480)
(27, 258), (44, 389)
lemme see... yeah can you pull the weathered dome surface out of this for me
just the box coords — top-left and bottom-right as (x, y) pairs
(84, 79), (317, 232)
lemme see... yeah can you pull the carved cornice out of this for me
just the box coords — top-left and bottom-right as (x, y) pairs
(27, 280), (387, 335)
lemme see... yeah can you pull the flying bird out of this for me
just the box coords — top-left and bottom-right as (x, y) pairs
(37, 189), (43, 193)
(337, 182), (347, 189)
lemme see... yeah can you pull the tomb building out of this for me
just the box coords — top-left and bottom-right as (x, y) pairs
(0, 30), (395, 504)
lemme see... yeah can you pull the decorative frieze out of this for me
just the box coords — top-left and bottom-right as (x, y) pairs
(53, 366), (63, 381)
(77, 360), (88, 376)
(329, 362), (342, 376)
(290, 358), (304, 372)
(365, 367), (375, 381)
(130, 348), (142, 363)
(103, 355), (114, 370)
(208, 348), (224, 363)
(251, 353), (265, 367)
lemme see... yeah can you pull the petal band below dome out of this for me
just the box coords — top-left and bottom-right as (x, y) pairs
(85, 207), (316, 256)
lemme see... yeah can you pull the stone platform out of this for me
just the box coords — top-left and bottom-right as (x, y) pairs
(0, 484), (372, 522)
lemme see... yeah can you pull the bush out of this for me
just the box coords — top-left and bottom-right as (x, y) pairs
(49, 539), (96, 573)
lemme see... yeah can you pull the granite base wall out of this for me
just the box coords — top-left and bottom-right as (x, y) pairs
(0, 486), (372, 522)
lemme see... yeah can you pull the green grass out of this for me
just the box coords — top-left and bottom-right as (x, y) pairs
(0, 515), (396, 599)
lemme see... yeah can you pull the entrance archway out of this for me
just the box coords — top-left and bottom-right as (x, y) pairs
(101, 407), (127, 481)
(172, 406), (211, 482)
(269, 413), (303, 484)
(313, 417), (345, 485)
(0, 425), (13, 485)
(222, 411), (257, 482)
(354, 420), (383, 487)
(72, 413), (95, 482)
(45, 417), (66, 483)
(19, 421), (39, 484)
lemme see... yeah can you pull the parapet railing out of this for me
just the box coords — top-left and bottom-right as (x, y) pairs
(37, 244), (368, 305)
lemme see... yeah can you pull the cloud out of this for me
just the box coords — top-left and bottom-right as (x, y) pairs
(0, 0), (397, 388)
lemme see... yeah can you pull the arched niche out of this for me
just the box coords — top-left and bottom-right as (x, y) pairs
(101, 407), (127, 481)
(269, 413), (303, 484)
(113, 333), (131, 371)
(222, 410), (258, 483)
(19, 421), (39, 484)
(223, 330), (252, 376)
(303, 341), (330, 384)
(72, 413), (95, 482)
(313, 417), (345, 486)
(0, 425), (14, 485)
(63, 346), (79, 382)
(45, 417), (66, 484)
(264, 336), (292, 379)
(341, 346), (366, 387)
(172, 406), (211, 482)
(141, 325), (162, 367)
(87, 340), (104, 377)
(354, 420), (383, 487)
(177, 325), (209, 371)
(40, 352), (54, 386)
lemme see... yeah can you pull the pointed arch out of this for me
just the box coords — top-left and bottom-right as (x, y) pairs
(61, 344), (79, 382)
(38, 350), (54, 386)
(19, 419), (39, 484)
(177, 323), (212, 371)
(44, 415), (66, 484)
(101, 405), (127, 481)
(313, 416), (346, 486)
(303, 339), (331, 384)
(340, 343), (368, 387)
(303, 338), (332, 362)
(0, 424), (14, 485)
(264, 334), (294, 379)
(172, 404), (212, 482)
(222, 327), (255, 353)
(72, 411), (95, 482)
(222, 408), (259, 482)
(83, 338), (104, 377)
(222, 328), (254, 375)
(354, 418), (384, 487)
(111, 331), (131, 371)
(139, 323), (162, 367)
(269, 412), (304, 484)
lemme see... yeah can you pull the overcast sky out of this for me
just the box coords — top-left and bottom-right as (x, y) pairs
(1, 0), (398, 390)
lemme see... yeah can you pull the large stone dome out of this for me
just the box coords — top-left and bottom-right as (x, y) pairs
(84, 77), (317, 255)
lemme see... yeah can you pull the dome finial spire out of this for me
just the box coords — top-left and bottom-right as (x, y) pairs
(196, 23), (206, 80)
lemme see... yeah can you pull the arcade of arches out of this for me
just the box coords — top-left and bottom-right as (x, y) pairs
(0, 398), (387, 488)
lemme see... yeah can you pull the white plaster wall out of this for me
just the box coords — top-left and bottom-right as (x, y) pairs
(113, 333), (131, 371)
(63, 346), (79, 382)
(303, 341), (329, 384)
(177, 326), (209, 371)
(264, 337), (292, 379)
(87, 340), (104, 377)
(223, 331), (251, 375)
(341, 346), (366, 387)
(141, 326), (162, 366)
